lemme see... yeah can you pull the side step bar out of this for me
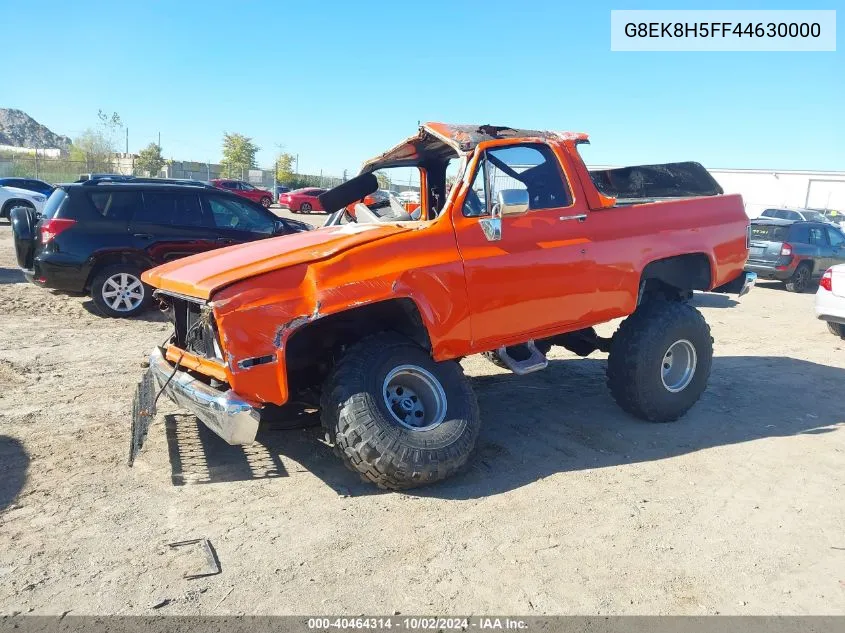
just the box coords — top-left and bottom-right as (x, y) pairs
(495, 340), (548, 375)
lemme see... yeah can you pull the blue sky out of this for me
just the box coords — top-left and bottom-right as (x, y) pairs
(2, 0), (841, 175)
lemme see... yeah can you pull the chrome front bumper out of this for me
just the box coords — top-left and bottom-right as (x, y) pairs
(149, 347), (260, 445)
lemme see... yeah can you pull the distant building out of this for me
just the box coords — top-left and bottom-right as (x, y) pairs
(708, 168), (845, 218)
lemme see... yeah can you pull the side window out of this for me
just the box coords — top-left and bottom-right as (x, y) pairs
(827, 228), (845, 248)
(219, 181), (236, 189)
(807, 227), (828, 246)
(462, 144), (571, 217)
(87, 192), (142, 221)
(789, 225), (809, 243)
(760, 209), (776, 218)
(136, 192), (206, 227)
(789, 211), (802, 221)
(205, 196), (273, 234)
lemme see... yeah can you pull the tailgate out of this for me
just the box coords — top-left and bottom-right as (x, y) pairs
(9, 207), (39, 270)
(747, 223), (788, 265)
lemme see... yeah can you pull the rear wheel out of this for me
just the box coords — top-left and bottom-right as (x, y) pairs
(300, 202), (312, 214)
(607, 300), (713, 422)
(785, 263), (811, 293)
(1, 200), (34, 220)
(260, 196), (272, 208)
(91, 265), (151, 318)
(321, 333), (480, 490)
(827, 322), (845, 340)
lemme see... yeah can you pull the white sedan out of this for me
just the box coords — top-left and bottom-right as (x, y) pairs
(0, 185), (47, 220)
(815, 265), (845, 339)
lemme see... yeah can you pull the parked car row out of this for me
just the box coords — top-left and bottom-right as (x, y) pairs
(7, 176), (311, 317)
(745, 217), (845, 292)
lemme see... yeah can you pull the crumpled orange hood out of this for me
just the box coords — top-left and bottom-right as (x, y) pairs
(142, 223), (412, 299)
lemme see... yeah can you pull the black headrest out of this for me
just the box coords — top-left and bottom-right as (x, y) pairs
(318, 173), (379, 212)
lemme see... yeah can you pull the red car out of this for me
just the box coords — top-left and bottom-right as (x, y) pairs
(210, 179), (274, 208)
(278, 187), (327, 214)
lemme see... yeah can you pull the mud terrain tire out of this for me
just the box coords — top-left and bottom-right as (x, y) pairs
(607, 300), (713, 422)
(321, 333), (480, 490)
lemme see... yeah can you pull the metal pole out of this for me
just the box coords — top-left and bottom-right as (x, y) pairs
(34, 148), (38, 179)
(125, 128), (129, 153)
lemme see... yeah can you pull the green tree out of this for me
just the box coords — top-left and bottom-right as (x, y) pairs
(135, 142), (166, 176)
(68, 110), (123, 172)
(275, 152), (295, 185)
(221, 132), (259, 178)
(375, 171), (391, 190)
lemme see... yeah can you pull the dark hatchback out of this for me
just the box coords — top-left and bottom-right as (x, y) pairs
(10, 179), (312, 317)
(745, 218), (845, 292)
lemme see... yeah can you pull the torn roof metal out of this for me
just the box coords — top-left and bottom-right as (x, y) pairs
(361, 122), (589, 173)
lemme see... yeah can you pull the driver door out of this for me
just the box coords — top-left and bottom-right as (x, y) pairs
(452, 143), (596, 352)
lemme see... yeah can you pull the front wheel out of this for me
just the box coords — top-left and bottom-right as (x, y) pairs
(321, 333), (480, 490)
(606, 300), (713, 422)
(260, 196), (272, 208)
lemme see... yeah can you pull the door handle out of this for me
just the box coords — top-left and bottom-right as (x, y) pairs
(559, 214), (587, 222)
(133, 233), (153, 239)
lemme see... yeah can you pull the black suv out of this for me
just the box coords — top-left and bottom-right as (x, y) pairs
(10, 178), (311, 317)
(745, 218), (845, 292)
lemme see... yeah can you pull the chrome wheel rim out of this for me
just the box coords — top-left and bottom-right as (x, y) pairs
(262, 197), (271, 208)
(301, 203), (311, 213)
(382, 364), (447, 431)
(101, 273), (144, 312)
(661, 339), (697, 393)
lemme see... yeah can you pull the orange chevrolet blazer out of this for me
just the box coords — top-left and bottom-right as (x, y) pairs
(131, 122), (754, 489)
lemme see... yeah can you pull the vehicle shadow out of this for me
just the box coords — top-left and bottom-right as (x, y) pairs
(160, 355), (845, 498)
(0, 436), (29, 511)
(755, 280), (819, 293)
(81, 299), (170, 322)
(163, 411), (367, 493)
(690, 292), (738, 308)
(0, 267), (25, 285)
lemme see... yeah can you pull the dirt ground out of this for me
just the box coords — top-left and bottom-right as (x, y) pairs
(1, 210), (843, 616)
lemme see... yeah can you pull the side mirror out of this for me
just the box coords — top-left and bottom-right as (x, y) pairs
(478, 189), (529, 242)
(498, 189), (529, 216)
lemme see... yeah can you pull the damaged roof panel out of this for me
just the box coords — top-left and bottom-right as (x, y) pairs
(361, 122), (589, 173)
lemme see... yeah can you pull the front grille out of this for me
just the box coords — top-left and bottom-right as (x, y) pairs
(162, 294), (221, 360)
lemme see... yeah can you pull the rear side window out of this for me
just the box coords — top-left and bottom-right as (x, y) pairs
(789, 224), (809, 243)
(41, 189), (68, 220)
(750, 224), (789, 241)
(87, 191), (142, 221)
(136, 192), (206, 227)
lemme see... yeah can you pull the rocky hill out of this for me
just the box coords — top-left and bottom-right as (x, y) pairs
(0, 108), (72, 150)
